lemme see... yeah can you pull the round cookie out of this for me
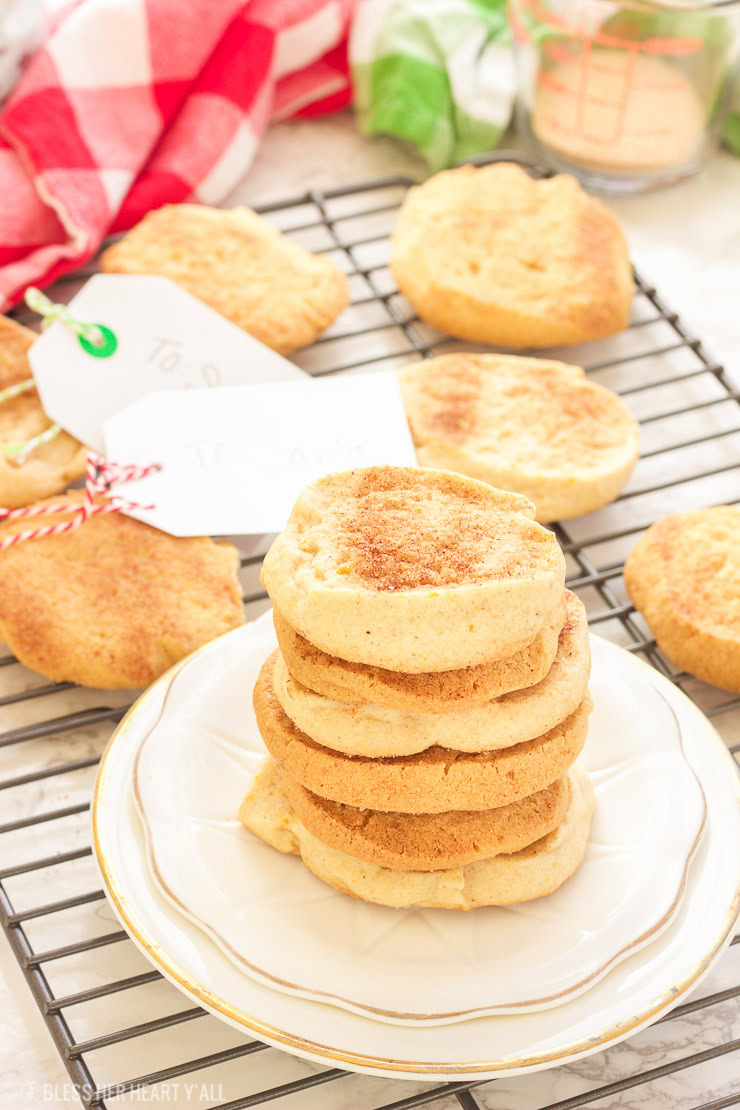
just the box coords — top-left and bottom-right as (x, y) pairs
(271, 591), (589, 757)
(390, 162), (634, 348)
(0, 492), (245, 688)
(273, 595), (566, 712)
(261, 467), (566, 673)
(239, 758), (595, 909)
(254, 655), (591, 812)
(0, 315), (86, 509)
(100, 204), (349, 355)
(281, 765), (571, 871)
(624, 507), (740, 693)
(399, 353), (639, 523)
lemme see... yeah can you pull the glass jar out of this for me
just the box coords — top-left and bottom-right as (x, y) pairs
(509, 0), (740, 192)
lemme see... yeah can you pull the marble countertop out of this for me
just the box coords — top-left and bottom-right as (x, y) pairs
(1, 112), (739, 1109)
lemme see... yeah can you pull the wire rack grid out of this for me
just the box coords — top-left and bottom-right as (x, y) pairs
(1, 151), (739, 1110)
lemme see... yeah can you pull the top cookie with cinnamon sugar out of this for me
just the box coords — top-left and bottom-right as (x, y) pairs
(261, 467), (565, 673)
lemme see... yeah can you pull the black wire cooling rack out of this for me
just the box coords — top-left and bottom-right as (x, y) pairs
(1, 151), (739, 1110)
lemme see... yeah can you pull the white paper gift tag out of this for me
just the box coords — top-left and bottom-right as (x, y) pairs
(104, 372), (417, 536)
(28, 274), (305, 452)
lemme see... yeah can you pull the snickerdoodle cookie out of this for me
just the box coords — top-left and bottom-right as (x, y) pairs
(624, 506), (740, 692)
(391, 162), (633, 348)
(0, 315), (86, 509)
(271, 591), (589, 757)
(239, 758), (594, 909)
(261, 467), (565, 673)
(399, 353), (639, 523)
(254, 655), (591, 812)
(278, 763), (571, 870)
(0, 492), (244, 688)
(100, 204), (348, 354)
(273, 594), (566, 712)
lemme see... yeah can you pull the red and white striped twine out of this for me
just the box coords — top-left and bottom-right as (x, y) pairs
(0, 451), (161, 550)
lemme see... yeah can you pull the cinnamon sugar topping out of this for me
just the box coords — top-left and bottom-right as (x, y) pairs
(329, 471), (547, 591)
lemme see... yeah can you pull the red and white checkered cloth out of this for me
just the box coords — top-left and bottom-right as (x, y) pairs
(0, 0), (358, 312)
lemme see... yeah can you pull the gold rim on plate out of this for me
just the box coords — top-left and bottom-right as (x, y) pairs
(131, 661), (707, 1021)
(91, 629), (740, 1076)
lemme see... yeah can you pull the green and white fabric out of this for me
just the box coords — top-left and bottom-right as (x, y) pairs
(726, 101), (740, 156)
(350, 0), (513, 171)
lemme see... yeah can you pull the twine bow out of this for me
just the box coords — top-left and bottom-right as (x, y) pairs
(24, 287), (106, 347)
(0, 452), (160, 550)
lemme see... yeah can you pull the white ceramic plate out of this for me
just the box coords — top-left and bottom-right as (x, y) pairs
(92, 630), (740, 1079)
(130, 613), (706, 1025)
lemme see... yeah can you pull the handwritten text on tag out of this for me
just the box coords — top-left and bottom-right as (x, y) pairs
(103, 372), (417, 536)
(29, 274), (304, 451)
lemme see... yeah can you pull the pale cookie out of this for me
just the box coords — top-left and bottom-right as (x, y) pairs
(271, 591), (589, 757)
(0, 492), (244, 688)
(239, 759), (595, 909)
(0, 315), (86, 509)
(100, 204), (349, 354)
(261, 467), (565, 672)
(279, 763), (571, 870)
(624, 507), (740, 693)
(273, 595), (566, 712)
(254, 656), (591, 812)
(399, 353), (639, 523)
(391, 162), (633, 348)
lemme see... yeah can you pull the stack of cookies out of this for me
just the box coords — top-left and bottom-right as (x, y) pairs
(239, 466), (595, 910)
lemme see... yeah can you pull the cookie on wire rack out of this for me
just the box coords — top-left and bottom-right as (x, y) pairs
(0, 491), (245, 689)
(625, 506), (740, 693)
(0, 315), (86, 510)
(100, 204), (349, 354)
(391, 162), (634, 348)
(399, 353), (639, 523)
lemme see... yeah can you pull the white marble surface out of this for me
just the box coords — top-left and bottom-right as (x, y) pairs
(1, 111), (740, 1109)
